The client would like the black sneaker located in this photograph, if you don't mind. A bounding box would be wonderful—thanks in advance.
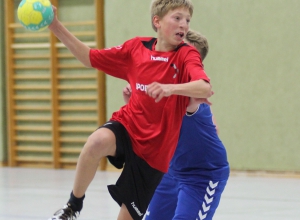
[48,204,80,220]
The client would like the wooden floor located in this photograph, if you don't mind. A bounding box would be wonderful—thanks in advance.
[0,167,300,220]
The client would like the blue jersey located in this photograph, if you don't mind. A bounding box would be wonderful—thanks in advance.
[144,103,229,220]
[169,103,229,181]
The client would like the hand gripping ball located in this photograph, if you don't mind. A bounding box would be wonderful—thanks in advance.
[17,0,54,32]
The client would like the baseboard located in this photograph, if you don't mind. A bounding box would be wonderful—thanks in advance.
[0,161,8,167]
[230,170,300,179]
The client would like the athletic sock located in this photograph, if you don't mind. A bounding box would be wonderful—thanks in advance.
[67,191,85,212]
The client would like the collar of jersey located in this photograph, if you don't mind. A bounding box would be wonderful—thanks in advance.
[152,39,185,52]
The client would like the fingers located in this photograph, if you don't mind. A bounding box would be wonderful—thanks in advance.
[204,99,212,106]
[125,84,132,92]
[52,5,57,15]
[146,88,161,102]
[123,84,132,95]
[208,90,214,98]
[146,82,169,102]
[155,93,164,103]
[126,87,132,94]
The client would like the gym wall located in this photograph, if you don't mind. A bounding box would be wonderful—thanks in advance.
[105,0,300,172]
[1,0,299,172]
[0,0,7,165]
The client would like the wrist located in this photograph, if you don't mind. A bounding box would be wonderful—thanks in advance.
[48,19,60,31]
[168,84,175,96]
[186,104,198,113]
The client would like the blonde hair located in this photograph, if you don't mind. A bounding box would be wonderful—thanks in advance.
[150,0,194,32]
[185,29,209,60]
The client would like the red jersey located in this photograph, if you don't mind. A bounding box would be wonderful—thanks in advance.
[90,37,210,172]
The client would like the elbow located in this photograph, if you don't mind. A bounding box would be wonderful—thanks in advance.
[83,62,92,68]
[81,58,92,68]
[81,48,93,68]
[201,81,213,98]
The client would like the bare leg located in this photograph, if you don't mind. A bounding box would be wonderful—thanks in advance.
[72,128,117,198]
[117,204,133,220]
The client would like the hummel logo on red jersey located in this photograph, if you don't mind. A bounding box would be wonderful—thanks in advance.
[151,55,169,62]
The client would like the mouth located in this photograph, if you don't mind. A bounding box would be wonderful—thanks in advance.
[176,32,184,38]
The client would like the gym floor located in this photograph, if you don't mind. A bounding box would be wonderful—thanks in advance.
[1,167,300,220]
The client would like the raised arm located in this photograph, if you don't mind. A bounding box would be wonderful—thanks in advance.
[48,6,92,67]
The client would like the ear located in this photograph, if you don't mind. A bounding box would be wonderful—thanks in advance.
[152,15,161,29]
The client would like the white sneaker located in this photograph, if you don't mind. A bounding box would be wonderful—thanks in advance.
[48,204,80,220]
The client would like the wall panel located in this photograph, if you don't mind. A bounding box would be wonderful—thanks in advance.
[0,0,7,165]
[2,0,299,172]
[4,0,106,169]
[104,0,300,172]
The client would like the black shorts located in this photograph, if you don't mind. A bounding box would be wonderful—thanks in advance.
[99,120,164,220]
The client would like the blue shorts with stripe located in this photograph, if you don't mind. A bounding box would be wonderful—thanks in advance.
[143,172,228,220]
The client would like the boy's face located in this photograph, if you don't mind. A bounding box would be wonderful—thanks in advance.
[155,7,191,47]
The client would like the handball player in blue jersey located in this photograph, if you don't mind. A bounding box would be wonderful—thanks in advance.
[124,30,229,220]
[146,30,229,220]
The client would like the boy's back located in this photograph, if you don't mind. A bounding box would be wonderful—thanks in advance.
[170,103,229,179]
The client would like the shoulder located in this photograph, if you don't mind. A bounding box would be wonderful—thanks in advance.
[199,103,212,115]
[180,44,200,56]
[175,43,201,62]
[129,36,155,44]
[136,36,155,41]
[176,42,192,51]
[125,37,156,50]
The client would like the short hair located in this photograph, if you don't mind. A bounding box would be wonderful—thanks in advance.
[185,29,209,60]
[150,0,194,32]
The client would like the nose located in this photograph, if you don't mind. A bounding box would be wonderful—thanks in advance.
[179,20,189,29]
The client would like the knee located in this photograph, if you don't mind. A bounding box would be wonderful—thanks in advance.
[83,129,115,158]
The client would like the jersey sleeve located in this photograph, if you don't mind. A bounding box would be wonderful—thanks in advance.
[89,39,135,81]
[184,49,210,83]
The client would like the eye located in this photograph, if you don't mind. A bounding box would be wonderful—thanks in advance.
[186,19,190,23]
